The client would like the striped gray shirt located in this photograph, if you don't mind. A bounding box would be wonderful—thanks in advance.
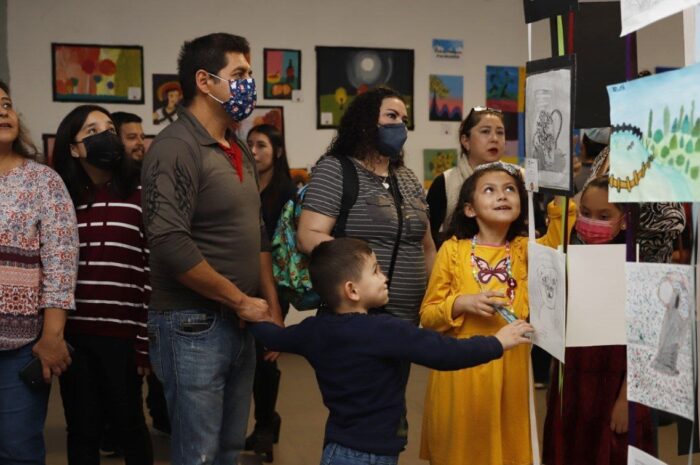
[303,155,428,323]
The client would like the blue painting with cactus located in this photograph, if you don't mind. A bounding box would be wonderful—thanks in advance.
[607,63,700,202]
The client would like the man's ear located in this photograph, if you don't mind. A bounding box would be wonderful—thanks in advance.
[195,69,214,96]
[463,203,477,218]
[343,281,361,303]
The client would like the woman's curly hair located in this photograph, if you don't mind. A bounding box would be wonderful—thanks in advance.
[322,87,406,166]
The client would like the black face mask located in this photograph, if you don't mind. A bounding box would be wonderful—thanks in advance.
[81,131,123,170]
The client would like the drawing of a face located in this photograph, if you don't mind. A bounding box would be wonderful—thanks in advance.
[538,265,557,311]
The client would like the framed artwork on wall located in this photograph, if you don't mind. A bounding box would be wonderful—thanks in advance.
[263,49,301,100]
[315,46,414,129]
[51,43,144,104]
[152,74,182,125]
[233,106,284,142]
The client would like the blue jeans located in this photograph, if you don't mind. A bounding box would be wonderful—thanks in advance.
[148,308,255,465]
[320,443,398,465]
[0,342,50,465]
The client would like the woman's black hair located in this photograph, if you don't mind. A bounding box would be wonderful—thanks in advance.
[0,80,38,160]
[322,87,406,167]
[459,108,505,157]
[53,105,139,206]
[581,133,607,161]
[247,124,292,210]
[445,164,528,242]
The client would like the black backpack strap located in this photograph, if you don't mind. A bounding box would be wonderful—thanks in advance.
[333,155,359,238]
[385,172,403,287]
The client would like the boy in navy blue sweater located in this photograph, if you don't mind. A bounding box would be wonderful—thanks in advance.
[250,238,533,465]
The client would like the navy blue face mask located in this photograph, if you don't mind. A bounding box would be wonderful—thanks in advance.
[376,123,408,162]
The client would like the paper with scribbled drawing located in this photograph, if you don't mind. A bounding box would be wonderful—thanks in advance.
[528,243,566,362]
[621,0,700,36]
[607,61,700,202]
[626,262,695,420]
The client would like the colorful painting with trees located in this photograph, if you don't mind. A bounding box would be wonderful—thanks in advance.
[608,63,700,202]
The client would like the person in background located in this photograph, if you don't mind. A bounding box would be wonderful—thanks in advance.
[112,112,146,164]
[53,104,152,465]
[0,80,78,465]
[542,176,653,465]
[426,107,505,248]
[573,127,609,193]
[244,123,296,462]
[111,112,172,441]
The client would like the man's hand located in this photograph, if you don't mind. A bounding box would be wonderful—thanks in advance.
[32,334,71,383]
[234,296,271,322]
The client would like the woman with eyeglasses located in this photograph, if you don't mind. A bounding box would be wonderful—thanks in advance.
[426,107,505,247]
[53,105,153,465]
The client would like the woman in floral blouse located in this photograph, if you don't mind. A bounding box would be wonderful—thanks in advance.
[0,81,78,464]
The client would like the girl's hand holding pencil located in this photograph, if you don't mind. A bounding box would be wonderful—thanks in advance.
[453,291,507,317]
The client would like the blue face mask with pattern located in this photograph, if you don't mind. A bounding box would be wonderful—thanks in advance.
[208,73,257,122]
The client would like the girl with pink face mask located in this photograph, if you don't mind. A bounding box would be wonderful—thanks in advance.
[542,175,653,465]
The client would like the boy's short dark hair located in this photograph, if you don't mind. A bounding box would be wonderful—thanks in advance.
[309,238,373,311]
[111,112,142,133]
[177,33,250,106]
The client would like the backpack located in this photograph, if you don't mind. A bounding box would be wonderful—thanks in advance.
[271,155,359,310]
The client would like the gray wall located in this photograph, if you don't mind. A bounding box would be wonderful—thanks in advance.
[0,0,8,84]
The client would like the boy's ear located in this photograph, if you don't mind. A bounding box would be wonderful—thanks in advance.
[463,202,477,218]
[343,281,361,303]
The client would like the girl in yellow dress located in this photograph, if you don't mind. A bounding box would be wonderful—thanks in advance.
[419,161,575,465]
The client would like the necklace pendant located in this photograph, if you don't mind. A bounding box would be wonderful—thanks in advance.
[382,181,390,189]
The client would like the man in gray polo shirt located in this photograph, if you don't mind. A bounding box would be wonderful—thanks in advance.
[141,33,283,465]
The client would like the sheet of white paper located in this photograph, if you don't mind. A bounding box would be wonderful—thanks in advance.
[528,243,566,362]
[621,0,700,36]
[566,244,627,347]
[627,445,669,465]
[626,262,696,420]
[525,69,571,193]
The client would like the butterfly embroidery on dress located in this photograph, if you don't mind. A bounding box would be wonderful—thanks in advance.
[473,256,509,284]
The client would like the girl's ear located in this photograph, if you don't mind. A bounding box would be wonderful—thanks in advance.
[276,148,283,159]
[463,202,477,218]
[70,143,80,158]
[620,213,627,230]
[460,134,470,153]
